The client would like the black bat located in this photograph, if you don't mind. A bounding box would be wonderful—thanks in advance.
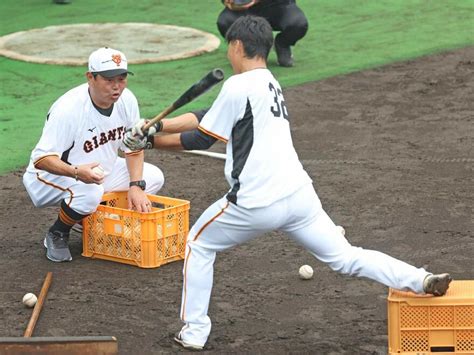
[142,68,224,131]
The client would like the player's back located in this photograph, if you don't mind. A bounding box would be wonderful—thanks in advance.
[223,69,311,208]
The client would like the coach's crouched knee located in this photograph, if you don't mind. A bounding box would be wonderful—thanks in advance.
[74,183,105,215]
[143,164,164,194]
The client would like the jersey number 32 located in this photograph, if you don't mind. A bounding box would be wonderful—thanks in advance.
[269,82,289,120]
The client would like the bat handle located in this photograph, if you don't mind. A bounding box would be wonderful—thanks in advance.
[142,105,175,132]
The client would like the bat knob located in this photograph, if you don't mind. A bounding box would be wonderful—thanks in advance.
[212,68,225,81]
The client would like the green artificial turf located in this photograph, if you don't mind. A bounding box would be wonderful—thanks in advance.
[0,0,473,175]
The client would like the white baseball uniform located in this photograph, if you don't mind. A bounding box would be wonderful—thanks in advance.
[23,83,164,215]
[178,68,429,347]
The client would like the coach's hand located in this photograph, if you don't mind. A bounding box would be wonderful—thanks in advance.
[74,163,105,184]
[128,186,152,213]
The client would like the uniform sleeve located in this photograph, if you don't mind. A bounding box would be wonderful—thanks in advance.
[31,104,75,165]
[120,89,142,154]
[198,76,248,142]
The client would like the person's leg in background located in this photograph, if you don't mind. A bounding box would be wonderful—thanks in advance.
[216,7,246,38]
[258,1,308,67]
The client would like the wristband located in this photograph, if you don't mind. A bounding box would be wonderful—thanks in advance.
[74,166,79,181]
[153,121,163,133]
[145,135,155,149]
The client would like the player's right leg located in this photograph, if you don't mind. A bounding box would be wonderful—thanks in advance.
[176,196,283,349]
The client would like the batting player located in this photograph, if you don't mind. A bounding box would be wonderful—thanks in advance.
[23,47,164,263]
[125,16,452,350]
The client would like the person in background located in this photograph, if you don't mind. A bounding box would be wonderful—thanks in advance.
[217,0,308,67]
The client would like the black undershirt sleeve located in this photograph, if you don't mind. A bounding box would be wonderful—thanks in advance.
[191,108,209,122]
[181,129,217,150]
[180,108,215,150]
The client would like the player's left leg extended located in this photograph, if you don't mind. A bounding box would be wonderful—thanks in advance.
[282,184,429,294]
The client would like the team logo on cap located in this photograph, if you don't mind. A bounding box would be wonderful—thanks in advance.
[111,54,122,67]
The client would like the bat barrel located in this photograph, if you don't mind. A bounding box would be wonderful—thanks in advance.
[141,68,225,132]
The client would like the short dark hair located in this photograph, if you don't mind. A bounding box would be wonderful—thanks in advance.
[225,15,274,60]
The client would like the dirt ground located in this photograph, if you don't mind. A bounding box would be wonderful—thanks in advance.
[1,47,472,354]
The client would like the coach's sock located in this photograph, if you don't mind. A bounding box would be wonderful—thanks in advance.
[49,200,88,234]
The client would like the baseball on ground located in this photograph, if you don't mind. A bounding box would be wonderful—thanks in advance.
[22,293,37,308]
[336,225,345,236]
[299,265,313,280]
[92,165,105,178]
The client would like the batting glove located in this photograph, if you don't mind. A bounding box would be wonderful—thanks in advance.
[124,130,147,151]
[131,119,163,137]
[131,119,147,137]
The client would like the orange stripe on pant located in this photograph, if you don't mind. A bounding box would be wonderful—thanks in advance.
[36,173,74,207]
[181,202,229,321]
[59,208,76,226]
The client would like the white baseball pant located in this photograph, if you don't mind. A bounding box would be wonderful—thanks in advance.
[23,157,164,214]
[178,183,429,346]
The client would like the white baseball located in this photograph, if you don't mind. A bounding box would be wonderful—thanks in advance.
[22,293,37,308]
[299,265,313,280]
[336,225,345,236]
[92,165,105,178]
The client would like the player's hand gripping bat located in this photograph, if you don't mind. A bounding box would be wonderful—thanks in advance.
[142,68,224,133]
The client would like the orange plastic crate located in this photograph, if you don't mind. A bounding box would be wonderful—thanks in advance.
[387,280,474,354]
[82,192,190,268]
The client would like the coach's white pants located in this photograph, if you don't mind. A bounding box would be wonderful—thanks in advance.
[23,157,164,214]
[178,183,429,347]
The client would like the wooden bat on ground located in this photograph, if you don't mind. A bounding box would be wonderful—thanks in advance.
[142,68,224,132]
[24,272,53,337]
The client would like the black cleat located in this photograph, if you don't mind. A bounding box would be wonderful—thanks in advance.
[423,273,452,296]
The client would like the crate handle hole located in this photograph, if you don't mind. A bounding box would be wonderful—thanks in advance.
[431,346,455,352]
[152,202,165,209]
